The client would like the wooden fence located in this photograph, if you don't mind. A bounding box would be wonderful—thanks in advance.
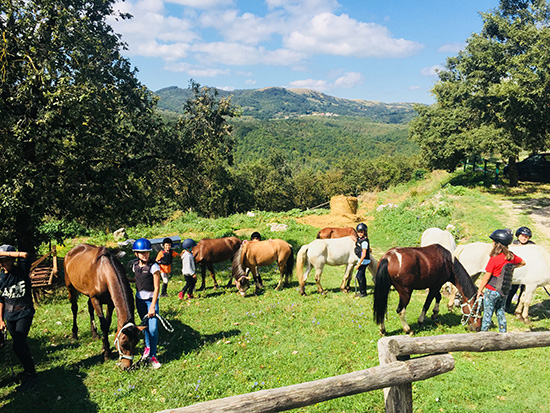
[157,331,550,413]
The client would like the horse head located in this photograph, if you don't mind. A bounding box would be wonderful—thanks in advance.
[460,296,482,331]
[114,322,145,369]
[235,274,252,296]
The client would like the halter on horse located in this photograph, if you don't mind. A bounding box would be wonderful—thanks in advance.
[373,244,480,335]
[64,244,143,369]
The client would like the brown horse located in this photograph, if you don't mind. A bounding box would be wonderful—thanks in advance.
[193,237,242,291]
[232,239,294,296]
[373,244,480,335]
[64,244,143,368]
[317,227,357,239]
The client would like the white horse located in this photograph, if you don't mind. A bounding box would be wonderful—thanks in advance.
[296,237,378,295]
[421,227,457,298]
[453,242,550,322]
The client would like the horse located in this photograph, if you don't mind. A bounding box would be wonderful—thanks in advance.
[317,227,357,239]
[373,244,480,335]
[421,227,457,298]
[453,242,550,322]
[193,237,242,291]
[296,236,378,295]
[232,239,294,296]
[64,244,143,369]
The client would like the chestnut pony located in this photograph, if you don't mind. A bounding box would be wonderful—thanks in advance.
[317,227,357,239]
[64,244,142,369]
[232,239,294,296]
[373,244,480,335]
[193,237,242,291]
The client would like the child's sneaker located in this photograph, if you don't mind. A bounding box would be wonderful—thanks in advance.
[142,347,150,360]
[187,293,194,299]
[178,291,184,300]
[150,356,161,369]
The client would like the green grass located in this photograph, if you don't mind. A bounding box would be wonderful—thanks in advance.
[2,170,550,412]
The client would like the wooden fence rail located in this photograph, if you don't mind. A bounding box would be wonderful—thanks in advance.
[157,354,454,413]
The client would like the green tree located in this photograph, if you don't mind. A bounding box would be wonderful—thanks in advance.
[0,0,166,253]
[411,0,550,184]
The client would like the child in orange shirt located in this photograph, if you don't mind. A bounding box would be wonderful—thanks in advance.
[155,238,179,297]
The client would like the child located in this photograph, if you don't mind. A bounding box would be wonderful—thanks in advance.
[178,238,197,300]
[131,238,162,369]
[0,244,38,392]
[155,237,179,297]
[507,226,535,311]
[354,223,371,298]
[476,229,525,332]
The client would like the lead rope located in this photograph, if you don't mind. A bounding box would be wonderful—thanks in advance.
[460,295,483,326]
[141,314,174,333]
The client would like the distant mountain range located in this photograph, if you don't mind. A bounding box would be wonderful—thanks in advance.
[155,86,418,124]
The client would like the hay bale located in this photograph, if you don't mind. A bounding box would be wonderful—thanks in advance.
[330,195,358,216]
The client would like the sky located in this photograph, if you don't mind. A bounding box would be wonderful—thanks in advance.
[108,0,500,104]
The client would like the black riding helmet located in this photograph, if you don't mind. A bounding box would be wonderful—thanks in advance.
[356,223,368,232]
[515,226,532,238]
[250,232,261,241]
[489,229,513,246]
[0,244,16,261]
[162,237,173,245]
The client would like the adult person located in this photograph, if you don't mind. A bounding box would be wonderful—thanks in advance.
[476,230,525,332]
[0,245,38,391]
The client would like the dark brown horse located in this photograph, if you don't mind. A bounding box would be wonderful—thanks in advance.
[373,244,480,335]
[193,237,242,290]
[232,239,294,296]
[316,227,357,239]
[64,244,143,368]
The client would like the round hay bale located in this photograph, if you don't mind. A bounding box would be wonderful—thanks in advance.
[330,195,358,215]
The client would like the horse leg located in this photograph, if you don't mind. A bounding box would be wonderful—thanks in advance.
[299,262,312,296]
[251,267,263,294]
[68,285,79,340]
[516,284,536,323]
[87,298,100,340]
[396,292,413,335]
[340,263,355,293]
[89,297,110,360]
[314,263,325,294]
[198,264,207,291]
[275,261,286,291]
[208,263,219,289]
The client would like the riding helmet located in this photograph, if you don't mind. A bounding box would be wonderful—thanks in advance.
[162,237,173,245]
[356,223,368,232]
[181,238,197,250]
[515,226,532,238]
[250,232,261,241]
[489,229,513,246]
[132,238,152,252]
[0,244,16,261]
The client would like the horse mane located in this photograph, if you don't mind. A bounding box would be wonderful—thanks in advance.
[452,256,477,300]
[100,249,135,325]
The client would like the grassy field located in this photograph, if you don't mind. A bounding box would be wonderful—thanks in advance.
[2,171,550,412]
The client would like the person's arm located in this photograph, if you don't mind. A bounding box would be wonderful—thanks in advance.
[0,301,5,332]
[477,271,492,299]
[149,270,161,318]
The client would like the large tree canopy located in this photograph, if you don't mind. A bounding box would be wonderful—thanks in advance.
[0,0,168,252]
[410,0,550,184]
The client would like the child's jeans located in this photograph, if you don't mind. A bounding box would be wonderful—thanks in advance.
[136,296,159,357]
[481,289,507,332]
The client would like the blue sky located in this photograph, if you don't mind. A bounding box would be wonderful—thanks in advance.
[109,0,499,104]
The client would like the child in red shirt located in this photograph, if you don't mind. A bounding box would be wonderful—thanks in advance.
[477,229,525,332]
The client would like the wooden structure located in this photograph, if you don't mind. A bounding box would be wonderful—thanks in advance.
[157,331,550,413]
[29,246,59,300]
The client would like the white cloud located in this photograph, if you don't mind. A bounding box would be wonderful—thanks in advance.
[408,85,422,90]
[191,42,305,65]
[219,86,235,91]
[438,42,465,53]
[284,13,424,58]
[165,62,230,77]
[245,79,257,85]
[135,41,190,60]
[334,72,363,88]
[288,78,329,92]
[167,0,234,9]
[421,65,443,76]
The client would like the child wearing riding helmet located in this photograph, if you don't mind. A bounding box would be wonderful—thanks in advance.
[131,238,162,369]
[0,245,38,392]
[476,229,525,332]
[178,238,197,300]
[506,226,535,312]
[354,223,371,298]
[155,237,179,297]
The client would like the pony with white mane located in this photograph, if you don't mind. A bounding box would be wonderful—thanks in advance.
[420,227,456,252]
[296,236,377,295]
[453,242,550,322]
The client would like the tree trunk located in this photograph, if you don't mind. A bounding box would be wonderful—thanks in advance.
[507,156,518,187]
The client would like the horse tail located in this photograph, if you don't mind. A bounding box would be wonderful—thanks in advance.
[232,244,245,281]
[296,245,309,284]
[285,245,295,277]
[373,257,392,325]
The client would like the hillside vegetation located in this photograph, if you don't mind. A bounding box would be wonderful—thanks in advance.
[155,86,417,123]
[3,171,550,412]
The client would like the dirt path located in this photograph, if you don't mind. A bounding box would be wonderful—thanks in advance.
[499,194,550,248]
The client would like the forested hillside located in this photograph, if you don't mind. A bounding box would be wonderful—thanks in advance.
[156,86,416,123]
[231,116,415,168]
